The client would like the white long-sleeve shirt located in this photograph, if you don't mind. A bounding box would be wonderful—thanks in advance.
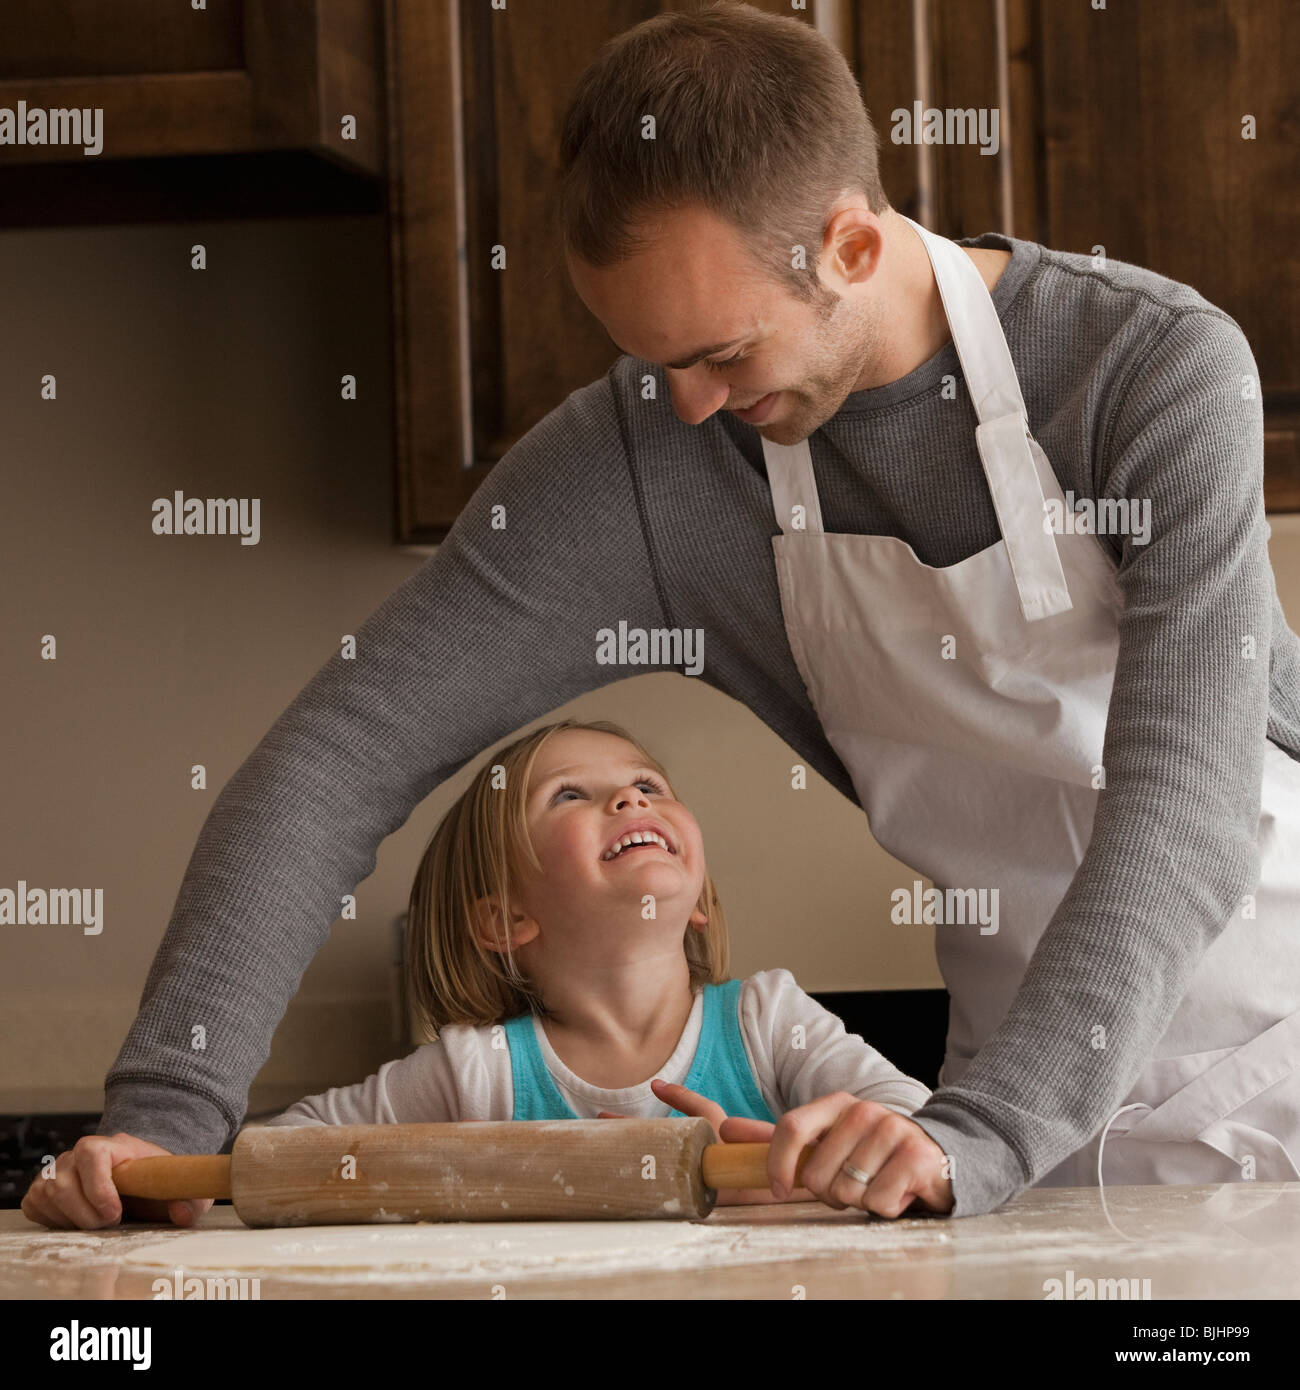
[264,969,932,1126]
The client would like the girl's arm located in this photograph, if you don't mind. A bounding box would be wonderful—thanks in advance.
[262,1032,479,1126]
[742,968,933,1119]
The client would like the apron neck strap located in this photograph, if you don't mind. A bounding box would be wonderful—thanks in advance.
[763,438,824,536]
[902,216,1072,619]
[759,216,1074,622]
[900,214,1026,424]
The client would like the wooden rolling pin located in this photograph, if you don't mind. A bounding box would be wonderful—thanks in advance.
[111,1119,815,1226]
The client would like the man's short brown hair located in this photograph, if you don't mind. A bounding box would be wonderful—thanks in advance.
[557,0,890,310]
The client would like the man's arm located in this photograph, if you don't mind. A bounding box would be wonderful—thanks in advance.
[909,308,1273,1214]
[98,370,665,1153]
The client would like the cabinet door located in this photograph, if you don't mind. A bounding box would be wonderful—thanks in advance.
[0,0,384,173]
[1028,0,1298,509]
[846,0,1298,510]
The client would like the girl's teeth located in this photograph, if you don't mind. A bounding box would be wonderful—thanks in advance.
[605,831,671,859]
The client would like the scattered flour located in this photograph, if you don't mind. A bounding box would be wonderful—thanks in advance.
[6,1191,1252,1287]
[119,1221,744,1280]
[113,1216,962,1281]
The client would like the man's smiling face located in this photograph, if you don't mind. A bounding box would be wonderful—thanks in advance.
[566,203,885,446]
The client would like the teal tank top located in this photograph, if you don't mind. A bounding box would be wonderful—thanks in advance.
[503,977,777,1123]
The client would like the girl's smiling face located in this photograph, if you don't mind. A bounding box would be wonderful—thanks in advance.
[498,728,707,962]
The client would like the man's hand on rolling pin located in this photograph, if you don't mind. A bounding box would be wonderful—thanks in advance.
[20,1133,214,1230]
[753,1091,954,1218]
[597,1078,816,1205]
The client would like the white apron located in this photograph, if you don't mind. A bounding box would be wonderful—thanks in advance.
[762,215,1300,1188]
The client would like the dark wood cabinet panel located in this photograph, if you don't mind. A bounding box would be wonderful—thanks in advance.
[0,0,247,80]
[1033,0,1299,508]
[460,0,629,464]
[846,0,1297,509]
[0,0,384,173]
[386,0,477,536]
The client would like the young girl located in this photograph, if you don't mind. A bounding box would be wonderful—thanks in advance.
[266,718,933,1205]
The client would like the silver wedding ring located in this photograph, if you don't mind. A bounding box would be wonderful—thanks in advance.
[841,1160,873,1185]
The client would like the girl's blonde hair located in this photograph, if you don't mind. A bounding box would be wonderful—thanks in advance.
[405,718,730,1039]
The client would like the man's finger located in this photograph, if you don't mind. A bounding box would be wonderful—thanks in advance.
[169,1199,212,1226]
[766,1091,863,1197]
[76,1139,123,1223]
[862,1134,953,1218]
[48,1149,114,1230]
[121,1196,181,1224]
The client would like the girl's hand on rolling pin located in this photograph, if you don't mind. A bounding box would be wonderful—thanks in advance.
[19,1132,214,1231]
[757,1092,954,1219]
[597,1078,816,1205]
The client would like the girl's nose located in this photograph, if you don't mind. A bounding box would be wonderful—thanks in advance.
[611,787,650,810]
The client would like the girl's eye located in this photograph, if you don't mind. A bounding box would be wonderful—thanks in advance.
[703,352,746,373]
[550,774,667,803]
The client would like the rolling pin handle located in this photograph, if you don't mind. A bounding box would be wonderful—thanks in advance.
[111,1155,232,1201]
[700,1141,814,1192]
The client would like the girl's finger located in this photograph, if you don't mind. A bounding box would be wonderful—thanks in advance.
[717,1116,776,1143]
[650,1078,726,1124]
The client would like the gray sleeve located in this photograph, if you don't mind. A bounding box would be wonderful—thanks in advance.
[909,309,1272,1214]
[97,370,666,1153]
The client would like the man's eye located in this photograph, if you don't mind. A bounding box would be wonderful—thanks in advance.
[704,352,746,373]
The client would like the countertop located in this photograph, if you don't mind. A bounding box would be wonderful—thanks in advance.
[3,1182,1299,1299]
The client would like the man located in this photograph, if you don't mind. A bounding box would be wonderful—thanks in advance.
[29,2,1300,1226]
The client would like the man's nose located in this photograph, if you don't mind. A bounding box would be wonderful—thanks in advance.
[666,369,730,426]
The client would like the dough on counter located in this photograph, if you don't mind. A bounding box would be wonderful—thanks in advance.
[121,1221,735,1279]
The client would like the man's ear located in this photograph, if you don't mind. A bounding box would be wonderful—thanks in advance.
[473,895,540,953]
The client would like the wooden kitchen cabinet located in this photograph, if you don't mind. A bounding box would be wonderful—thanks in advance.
[2,1,1294,532]
[0,0,385,171]
[0,0,387,225]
